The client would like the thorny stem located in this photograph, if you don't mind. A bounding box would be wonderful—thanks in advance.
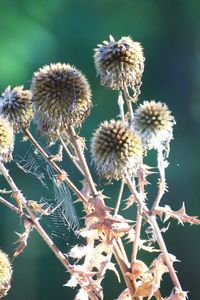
[112,242,137,300]
[149,216,182,290]
[23,128,88,204]
[131,212,142,264]
[0,162,98,300]
[60,136,84,175]
[68,126,97,196]
[125,174,183,292]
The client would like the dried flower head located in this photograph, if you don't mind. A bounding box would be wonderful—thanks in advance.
[91,120,143,180]
[0,117,14,162]
[0,250,12,299]
[31,63,92,141]
[0,86,33,132]
[94,35,145,95]
[134,100,175,151]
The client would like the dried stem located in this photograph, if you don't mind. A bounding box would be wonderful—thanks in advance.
[0,161,98,300]
[125,174,183,292]
[131,212,142,264]
[23,128,88,204]
[0,196,21,215]
[152,145,167,210]
[123,83,134,123]
[131,175,145,264]
[60,136,84,175]
[68,126,97,196]
[114,180,125,215]
[118,91,125,122]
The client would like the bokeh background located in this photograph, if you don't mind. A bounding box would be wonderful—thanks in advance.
[0,0,200,299]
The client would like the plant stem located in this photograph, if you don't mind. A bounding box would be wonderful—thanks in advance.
[23,128,88,204]
[125,174,183,291]
[152,146,166,210]
[68,126,97,196]
[118,91,125,122]
[114,180,124,215]
[0,196,21,215]
[60,136,84,175]
[123,83,134,123]
[131,211,142,264]
[149,216,182,290]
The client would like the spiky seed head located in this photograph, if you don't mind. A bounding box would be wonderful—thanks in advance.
[31,63,92,142]
[0,86,33,132]
[91,120,143,180]
[0,117,14,162]
[134,100,175,151]
[94,35,145,95]
[0,250,12,299]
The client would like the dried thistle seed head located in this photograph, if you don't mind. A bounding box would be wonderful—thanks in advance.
[0,86,33,132]
[31,63,92,141]
[0,250,12,299]
[0,117,14,162]
[134,100,175,151]
[94,35,145,95]
[91,120,143,180]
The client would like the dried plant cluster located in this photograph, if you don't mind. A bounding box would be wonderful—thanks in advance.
[0,35,198,300]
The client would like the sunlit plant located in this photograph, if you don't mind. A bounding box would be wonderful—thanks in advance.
[0,35,199,300]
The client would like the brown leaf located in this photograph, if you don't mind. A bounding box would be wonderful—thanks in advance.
[28,200,50,216]
[154,203,200,225]
[13,219,33,259]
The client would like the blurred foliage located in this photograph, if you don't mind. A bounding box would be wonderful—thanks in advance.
[0,0,200,299]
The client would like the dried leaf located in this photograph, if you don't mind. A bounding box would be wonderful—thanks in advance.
[155,203,200,225]
[13,219,33,259]
[28,200,50,216]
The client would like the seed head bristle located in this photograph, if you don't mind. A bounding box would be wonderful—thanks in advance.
[91,120,143,180]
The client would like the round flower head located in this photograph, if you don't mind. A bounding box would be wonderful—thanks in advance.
[91,120,143,180]
[0,117,14,162]
[0,86,33,132]
[134,101,175,151]
[31,63,92,141]
[0,250,12,299]
[94,35,145,95]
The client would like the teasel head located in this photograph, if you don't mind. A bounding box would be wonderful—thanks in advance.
[0,86,33,132]
[0,117,14,162]
[91,120,143,180]
[134,100,175,152]
[31,63,92,142]
[0,250,12,299]
[94,35,145,96]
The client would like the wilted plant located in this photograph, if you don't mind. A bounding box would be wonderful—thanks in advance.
[0,35,199,300]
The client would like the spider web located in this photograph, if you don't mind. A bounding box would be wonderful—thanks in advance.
[14,145,80,240]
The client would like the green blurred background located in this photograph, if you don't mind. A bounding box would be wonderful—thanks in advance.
[0,0,200,299]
